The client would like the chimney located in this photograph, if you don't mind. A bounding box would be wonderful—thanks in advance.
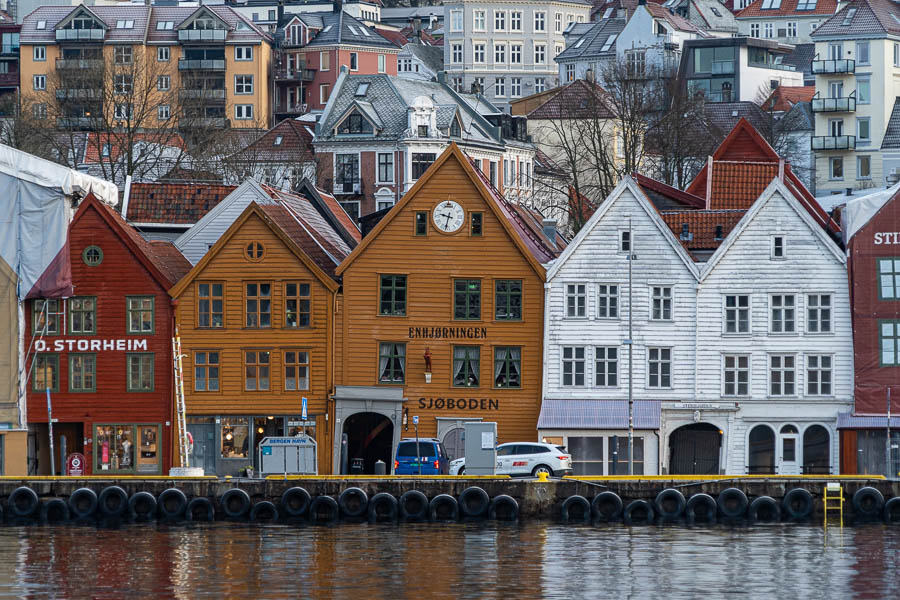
[705,156,713,209]
[332,0,342,14]
[542,219,558,248]
[586,68,595,82]
[778,158,785,181]
[680,223,692,241]
[278,0,284,25]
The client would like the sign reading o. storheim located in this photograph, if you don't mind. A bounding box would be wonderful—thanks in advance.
[35,339,149,352]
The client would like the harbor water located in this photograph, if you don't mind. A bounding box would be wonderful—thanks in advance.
[0,522,898,598]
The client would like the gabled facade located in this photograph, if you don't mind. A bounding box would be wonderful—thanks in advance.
[735,0,838,45]
[225,117,317,191]
[555,17,625,84]
[614,2,709,78]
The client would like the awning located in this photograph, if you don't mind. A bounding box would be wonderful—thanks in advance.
[537,399,660,430]
[837,413,900,429]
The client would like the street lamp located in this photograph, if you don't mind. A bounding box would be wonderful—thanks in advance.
[624,218,636,475]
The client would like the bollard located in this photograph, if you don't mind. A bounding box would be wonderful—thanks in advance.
[536,471,549,482]
[374,460,386,476]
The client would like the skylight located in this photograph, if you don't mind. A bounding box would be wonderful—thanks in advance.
[842,7,857,25]
[760,0,781,9]
[711,7,722,17]
[574,38,585,48]
[274,136,283,146]
[116,20,134,29]
[600,33,618,52]
[602,7,614,18]
[796,0,817,9]
[348,25,359,35]
[156,21,174,30]
[355,82,370,96]
[360,26,370,37]
[36,20,46,30]
[323,25,333,33]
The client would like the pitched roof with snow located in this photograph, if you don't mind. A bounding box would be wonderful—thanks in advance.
[301,11,396,48]
[231,118,315,163]
[645,2,710,34]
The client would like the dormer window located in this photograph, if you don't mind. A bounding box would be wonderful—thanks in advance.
[418,125,428,137]
[64,16,102,30]
[36,20,46,30]
[338,111,373,135]
[450,119,461,137]
[273,136,283,146]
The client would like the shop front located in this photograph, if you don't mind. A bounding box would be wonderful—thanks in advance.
[93,423,162,474]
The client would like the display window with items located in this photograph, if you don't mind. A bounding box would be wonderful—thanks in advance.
[93,424,161,474]
[221,417,250,459]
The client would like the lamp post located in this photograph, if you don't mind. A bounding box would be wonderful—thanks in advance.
[626,219,635,476]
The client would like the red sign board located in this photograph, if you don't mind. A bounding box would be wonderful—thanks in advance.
[66,453,86,476]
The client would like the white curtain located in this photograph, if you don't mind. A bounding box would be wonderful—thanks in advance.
[379,343,390,380]
[454,346,467,381]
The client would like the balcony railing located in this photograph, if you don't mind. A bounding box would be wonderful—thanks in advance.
[178,59,226,71]
[179,89,226,100]
[0,72,17,86]
[56,29,105,42]
[56,116,97,128]
[812,135,856,150]
[56,89,100,100]
[275,102,308,115]
[178,29,227,43]
[274,67,316,82]
[0,44,19,55]
[179,117,228,129]
[812,59,855,74]
[811,96,856,113]
[56,58,104,70]
[711,60,734,74]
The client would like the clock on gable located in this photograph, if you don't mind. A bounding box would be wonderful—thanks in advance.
[432,200,465,233]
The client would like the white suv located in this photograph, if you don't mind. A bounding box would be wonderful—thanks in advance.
[450,442,572,477]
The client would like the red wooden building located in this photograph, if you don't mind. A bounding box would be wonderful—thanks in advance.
[26,195,190,475]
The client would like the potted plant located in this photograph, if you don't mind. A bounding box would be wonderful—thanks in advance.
[244,465,254,478]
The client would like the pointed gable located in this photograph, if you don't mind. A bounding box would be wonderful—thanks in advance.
[56,5,108,31]
[177,5,229,31]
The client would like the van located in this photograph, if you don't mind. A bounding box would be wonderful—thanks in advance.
[393,438,449,475]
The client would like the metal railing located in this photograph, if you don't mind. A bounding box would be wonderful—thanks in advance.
[811,135,856,150]
[56,116,96,127]
[811,95,856,113]
[56,58,104,70]
[178,59,226,71]
[274,67,316,82]
[711,60,734,74]
[178,29,226,42]
[812,59,855,74]
[55,29,104,41]
[56,89,100,100]
[179,117,228,128]
[179,89,226,100]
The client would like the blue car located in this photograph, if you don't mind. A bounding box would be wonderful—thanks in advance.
[393,438,450,475]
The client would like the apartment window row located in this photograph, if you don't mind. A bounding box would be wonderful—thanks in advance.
[722,293,832,335]
[33,296,155,335]
[196,281,311,329]
[379,342,521,388]
[723,353,835,397]
[564,283,669,321]
[561,346,670,388]
[471,41,552,66]
[468,8,582,33]
[378,276,522,321]
[193,349,310,392]
[33,352,153,393]
[748,21,797,38]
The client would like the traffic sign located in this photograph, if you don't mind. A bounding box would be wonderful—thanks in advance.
[413,415,419,425]
[301,396,308,419]
[66,453,85,476]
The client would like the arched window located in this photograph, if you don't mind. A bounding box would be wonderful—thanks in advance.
[748,425,775,474]
[803,425,830,475]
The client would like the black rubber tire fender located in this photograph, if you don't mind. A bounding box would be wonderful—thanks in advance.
[186,497,215,522]
[717,488,749,519]
[308,495,339,524]
[368,493,399,523]
[748,496,781,522]
[561,495,591,523]
[592,491,623,522]
[489,495,519,521]
[128,491,157,521]
[220,488,251,519]
[458,486,490,518]
[399,490,429,521]
[280,487,311,518]
[158,488,188,519]
[98,486,129,517]
[8,486,39,518]
[40,498,70,523]
[68,487,98,519]
[782,488,814,521]
[852,486,885,519]
[654,488,687,520]
[685,493,717,523]
[883,497,900,524]
[338,487,368,519]
[250,501,279,522]
[623,499,655,525]
[428,494,459,522]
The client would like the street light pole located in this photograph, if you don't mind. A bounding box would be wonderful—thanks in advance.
[627,219,634,476]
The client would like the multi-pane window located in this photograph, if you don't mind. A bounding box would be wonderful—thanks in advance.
[881,321,900,366]
[158,75,170,91]
[595,347,618,387]
[598,284,618,318]
[245,282,272,328]
[495,280,522,320]
[126,297,154,333]
[415,212,428,236]
[555,12,562,33]
[114,45,132,64]
[235,46,253,60]
[510,10,522,31]
[114,74,132,94]
[510,77,521,97]
[534,11,546,31]
[494,347,521,388]
[244,350,270,391]
[474,9,486,31]
[494,43,506,64]
[723,355,749,396]
[474,43,485,63]
[450,10,463,32]
[772,235,785,258]
[724,294,750,333]
[471,212,483,236]
[807,294,831,333]
[127,353,154,392]
[452,43,463,64]
[235,75,253,94]
[770,294,796,333]
[562,346,585,386]
[510,44,522,64]
[33,354,59,392]
[806,355,832,396]
[194,351,219,391]
[235,105,253,120]
[454,279,481,320]
[453,346,480,387]
[69,298,95,334]
[769,355,796,396]
[878,258,900,300]
[648,348,671,388]
[33,299,63,335]
[620,231,631,252]
[284,350,309,391]
[377,153,393,182]
[157,46,169,62]
[534,44,546,64]
[495,77,505,97]
[198,283,224,327]
[158,105,170,121]
[494,10,506,31]
[69,354,96,392]
[285,282,311,328]
[412,153,435,179]
[651,286,672,321]
[566,283,586,317]
[379,342,405,383]
[380,275,407,316]
[33,75,45,91]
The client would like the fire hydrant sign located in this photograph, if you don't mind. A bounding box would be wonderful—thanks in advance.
[66,453,86,476]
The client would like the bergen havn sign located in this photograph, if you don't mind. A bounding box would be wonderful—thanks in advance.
[35,338,149,352]
[409,326,488,339]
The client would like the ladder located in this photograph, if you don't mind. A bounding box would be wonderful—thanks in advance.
[172,328,189,468]
[824,482,843,529]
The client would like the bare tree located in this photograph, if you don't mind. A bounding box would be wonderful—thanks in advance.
[754,84,815,188]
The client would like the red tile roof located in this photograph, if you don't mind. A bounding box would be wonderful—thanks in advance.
[763,85,815,112]
[260,184,353,261]
[82,132,185,165]
[709,161,780,209]
[376,27,410,47]
[315,187,362,245]
[231,118,315,163]
[660,209,746,251]
[736,0,838,18]
[126,183,237,224]
[146,240,192,285]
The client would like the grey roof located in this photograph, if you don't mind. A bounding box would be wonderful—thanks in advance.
[783,43,815,78]
[688,0,739,33]
[782,101,814,132]
[704,102,767,133]
[301,11,395,48]
[537,399,661,430]
[404,43,443,74]
[812,0,900,39]
[556,18,625,62]
[837,413,900,429]
[882,97,900,149]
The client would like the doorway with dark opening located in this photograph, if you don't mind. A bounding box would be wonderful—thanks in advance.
[342,412,394,474]
[669,423,721,475]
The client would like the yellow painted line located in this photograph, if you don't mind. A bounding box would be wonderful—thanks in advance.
[265,475,511,480]
[0,476,218,480]
[564,474,886,481]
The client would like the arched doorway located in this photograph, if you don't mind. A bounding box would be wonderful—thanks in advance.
[803,425,830,475]
[669,423,721,474]
[442,427,465,461]
[342,412,394,474]
[748,425,775,474]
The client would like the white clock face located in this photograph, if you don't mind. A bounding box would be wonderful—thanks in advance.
[432,200,465,233]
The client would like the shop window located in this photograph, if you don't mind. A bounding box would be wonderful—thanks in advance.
[244,351,270,391]
[566,284,586,318]
[198,282,224,328]
[127,353,154,392]
[33,299,63,335]
[770,294,795,333]
[221,417,250,458]
[194,351,219,391]
[595,347,618,387]
[495,280,522,320]
[245,282,272,328]
[415,212,428,236]
[68,297,95,334]
[471,212,483,236]
[69,353,96,392]
[569,436,605,475]
[597,285,618,319]
[127,296,154,333]
[651,286,672,321]
[494,347,521,388]
[378,342,405,383]
[284,350,309,391]
[32,354,59,392]
[608,436,643,475]
[877,258,900,300]
[648,347,671,388]
[453,346,480,387]
[806,294,831,333]
[380,275,407,316]
[95,425,134,472]
[454,279,481,320]
[285,282,311,327]
[245,241,265,261]
[724,294,750,333]
[137,425,160,473]
[562,346,585,386]
[82,245,103,266]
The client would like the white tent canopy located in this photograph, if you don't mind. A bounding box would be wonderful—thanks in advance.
[0,144,118,207]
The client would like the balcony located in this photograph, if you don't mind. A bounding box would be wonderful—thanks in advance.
[56,116,96,128]
[0,44,19,55]
[811,96,856,113]
[55,29,105,42]
[179,88,226,101]
[333,179,361,195]
[178,59,226,71]
[275,102,308,115]
[56,89,100,100]
[178,29,227,43]
[812,59,855,74]
[274,67,316,82]
[811,135,856,151]
[711,60,734,75]
[179,117,228,129]
[0,72,17,87]
[56,58,104,70]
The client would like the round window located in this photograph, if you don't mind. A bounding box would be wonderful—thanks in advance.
[83,245,103,266]
[245,241,265,261]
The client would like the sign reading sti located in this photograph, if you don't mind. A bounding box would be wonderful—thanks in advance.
[874,232,900,245]
[35,339,149,352]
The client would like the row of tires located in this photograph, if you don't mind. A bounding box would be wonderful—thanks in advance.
[560,486,900,524]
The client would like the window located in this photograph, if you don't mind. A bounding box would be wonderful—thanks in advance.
[33,299,63,335]
[235,46,252,61]
[878,258,900,300]
[415,212,428,236]
[380,275,407,316]
[807,355,832,396]
[198,282,224,328]
[378,54,385,74]
[412,153,435,179]
[595,347,618,387]
[235,75,253,94]
[235,104,253,120]
[320,51,330,71]
[80,245,102,266]
[723,355,750,396]
[474,43,486,64]
[769,354,796,396]
[349,52,358,71]
[786,21,797,37]
[68,298,95,334]
[562,347,586,386]
[245,282,272,328]
[69,354,96,392]
[510,77,521,97]
[724,294,750,333]
[244,350,270,391]
[566,284,586,318]
[772,235,785,258]
[221,417,249,459]
[830,157,844,180]
[471,212,483,236]
[33,104,47,120]
[609,437,644,475]
[285,282,311,328]
[494,10,506,31]
[534,44,546,65]
[488,347,521,388]
[651,286,673,321]
[489,162,497,186]
[158,105,170,121]
[495,77,505,97]
[33,354,59,392]
[114,46,133,65]
[535,78,546,93]
[194,351,219,391]
[157,75,170,91]
[555,12,562,33]
[33,75,46,91]
[597,284,618,319]
[454,279,481,320]
[494,43,506,64]
[565,64,575,83]
[807,294,831,333]
[750,23,760,37]
[451,43,463,64]
[770,294,795,333]
[116,20,134,29]
[857,117,871,143]
[648,348,672,388]
[474,9,486,31]
[157,21,174,30]
[114,104,133,121]
[510,10,522,31]
[857,78,871,104]
[856,41,870,65]
[495,280,522,320]
[881,321,900,365]
[284,351,309,391]
[510,44,522,64]
[620,231,632,252]
[33,46,45,61]
[626,50,646,77]
[157,46,169,62]
[379,342,405,383]
[376,153,394,183]
[115,74,132,95]
[126,296,154,334]
[453,346,480,387]
[764,22,773,38]
[450,9,463,32]
[896,43,900,67]
[127,353,154,392]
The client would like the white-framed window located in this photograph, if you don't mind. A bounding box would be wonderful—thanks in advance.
[806,355,832,396]
[648,348,672,389]
[535,77,545,93]
[495,77,505,97]
[158,104,170,120]
[763,22,773,38]
[377,152,394,183]
[562,346,586,386]
[723,355,750,396]
[829,156,844,180]
[451,76,464,92]
[235,46,253,61]
[770,294,796,333]
[620,230,632,252]
[510,77,521,97]
[806,294,831,333]
[786,21,797,37]
[565,64,575,82]
[235,104,253,120]
[880,321,900,365]
[474,43,485,64]
[857,117,871,144]
[595,347,618,387]
[474,9,486,32]
[157,46,170,62]
[114,46,133,65]
[857,155,872,180]
[157,75,170,91]
[534,43,546,65]
[378,54,385,73]
[349,52,358,71]
[494,10,507,32]
[566,283,586,318]
[769,354,796,396]
[555,12,562,33]
[510,10,522,31]
[772,235,785,259]
[114,74,133,94]
[320,51,330,71]
[452,43,463,64]
[33,75,46,91]
[494,43,506,64]
[597,284,618,319]
[750,23,760,37]
[320,83,330,104]
[651,286,672,321]
[450,9,464,32]
[856,41,870,65]
[33,103,47,120]
[895,43,900,67]
[534,11,546,32]
[33,46,46,61]
[510,44,522,64]
[114,103,132,120]
[857,77,871,105]
[235,75,253,94]
[555,44,563,58]
[724,294,750,334]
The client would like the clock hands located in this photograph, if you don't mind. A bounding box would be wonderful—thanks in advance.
[444,212,452,228]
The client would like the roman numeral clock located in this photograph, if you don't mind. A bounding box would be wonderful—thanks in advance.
[432,200,465,233]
